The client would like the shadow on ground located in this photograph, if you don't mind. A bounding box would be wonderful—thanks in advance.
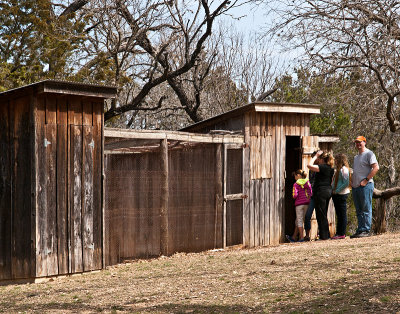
[270,276,400,313]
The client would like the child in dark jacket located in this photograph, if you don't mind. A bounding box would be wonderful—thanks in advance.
[286,169,313,242]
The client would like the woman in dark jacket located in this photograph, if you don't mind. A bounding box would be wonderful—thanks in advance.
[307,150,335,240]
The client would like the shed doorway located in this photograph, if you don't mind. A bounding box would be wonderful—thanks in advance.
[284,136,302,237]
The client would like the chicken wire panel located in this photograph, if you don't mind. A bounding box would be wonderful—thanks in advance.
[226,148,243,195]
[168,144,223,253]
[226,199,243,246]
[104,152,162,265]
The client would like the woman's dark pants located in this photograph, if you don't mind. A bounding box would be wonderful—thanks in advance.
[314,186,332,240]
[332,193,348,236]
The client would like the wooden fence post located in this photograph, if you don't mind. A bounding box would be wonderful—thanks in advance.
[160,139,169,256]
[215,144,223,249]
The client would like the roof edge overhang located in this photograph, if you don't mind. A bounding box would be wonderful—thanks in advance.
[0,79,117,100]
[181,101,321,132]
[253,102,320,114]
[313,134,340,143]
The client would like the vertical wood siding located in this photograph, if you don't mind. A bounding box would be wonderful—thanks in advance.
[56,97,69,275]
[35,94,103,277]
[11,97,32,278]
[0,100,12,280]
[0,92,104,280]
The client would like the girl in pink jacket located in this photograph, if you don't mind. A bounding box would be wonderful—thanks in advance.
[286,169,313,242]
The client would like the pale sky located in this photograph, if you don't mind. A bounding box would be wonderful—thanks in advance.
[224,2,268,34]
[223,2,301,67]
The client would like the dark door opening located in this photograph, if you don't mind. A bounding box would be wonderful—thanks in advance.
[284,136,301,237]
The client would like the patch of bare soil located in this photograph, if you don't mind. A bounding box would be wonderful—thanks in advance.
[1,233,400,313]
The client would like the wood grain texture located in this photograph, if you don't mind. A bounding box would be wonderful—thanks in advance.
[11,96,32,279]
[82,126,94,271]
[70,125,83,273]
[0,100,11,279]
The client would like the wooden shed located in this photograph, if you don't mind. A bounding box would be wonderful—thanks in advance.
[182,102,338,247]
[0,80,117,281]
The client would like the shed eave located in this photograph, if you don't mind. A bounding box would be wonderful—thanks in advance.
[315,135,340,143]
[254,104,320,114]
[39,80,117,99]
[0,79,117,99]
[181,101,321,132]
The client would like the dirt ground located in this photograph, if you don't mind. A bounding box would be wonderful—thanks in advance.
[1,233,400,313]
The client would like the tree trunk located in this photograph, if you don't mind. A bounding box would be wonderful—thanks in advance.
[373,198,387,234]
[372,187,400,234]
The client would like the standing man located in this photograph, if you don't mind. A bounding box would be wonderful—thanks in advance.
[350,136,379,238]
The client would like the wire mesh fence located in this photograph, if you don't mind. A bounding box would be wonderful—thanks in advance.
[104,142,243,265]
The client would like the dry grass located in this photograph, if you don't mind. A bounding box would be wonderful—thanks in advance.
[1,233,400,313]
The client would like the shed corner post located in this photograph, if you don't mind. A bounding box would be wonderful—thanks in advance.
[222,144,227,249]
[215,143,223,249]
[30,92,38,278]
[101,116,106,269]
[160,138,169,256]
[242,112,251,248]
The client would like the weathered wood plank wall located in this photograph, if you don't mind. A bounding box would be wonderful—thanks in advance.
[9,96,32,279]
[243,112,312,247]
[0,96,36,279]
[0,90,104,280]
[0,100,11,280]
[34,94,104,277]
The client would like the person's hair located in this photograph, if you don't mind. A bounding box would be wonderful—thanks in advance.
[333,153,351,190]
[293,169,307,179]
[319,151,334,168]
[334,153,349,169]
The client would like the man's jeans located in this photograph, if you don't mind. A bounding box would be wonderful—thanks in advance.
[352,182,374,233]
[304,198,314,231]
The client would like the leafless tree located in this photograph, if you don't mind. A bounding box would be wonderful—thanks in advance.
[121,21,281,130]
[66,0,249,124]
[265,0,400,132]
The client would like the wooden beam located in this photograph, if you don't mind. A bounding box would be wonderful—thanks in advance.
[104,138,159,150]
[316,136,340,143]
[104,128,244,144]
[224,193,247,201]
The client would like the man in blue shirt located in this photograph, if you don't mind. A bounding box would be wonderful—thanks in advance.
[350,136,379,238]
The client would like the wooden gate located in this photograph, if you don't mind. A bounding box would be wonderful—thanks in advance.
[223,144,244,247]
